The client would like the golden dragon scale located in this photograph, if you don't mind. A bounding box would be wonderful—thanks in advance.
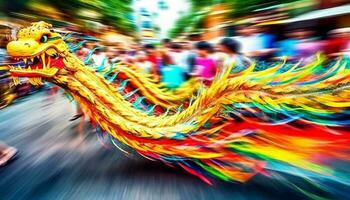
[97,62,201,110]
[3,22,350,192]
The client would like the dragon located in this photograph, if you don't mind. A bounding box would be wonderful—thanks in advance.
[3,22,350,196]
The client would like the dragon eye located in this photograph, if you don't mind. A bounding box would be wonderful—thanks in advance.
[40,34,49,43]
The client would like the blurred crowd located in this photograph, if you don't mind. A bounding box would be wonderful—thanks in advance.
[73,24,350,88]
[0,22,350,91]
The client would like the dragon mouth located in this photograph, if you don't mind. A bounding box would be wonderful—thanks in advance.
[8,48,65,85]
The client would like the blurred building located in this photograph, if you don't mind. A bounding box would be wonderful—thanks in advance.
[135,7,158,44]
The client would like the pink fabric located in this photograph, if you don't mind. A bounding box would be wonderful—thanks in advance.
[195,57,217,80]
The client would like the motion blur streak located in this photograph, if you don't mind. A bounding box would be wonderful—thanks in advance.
[0,91,318,200]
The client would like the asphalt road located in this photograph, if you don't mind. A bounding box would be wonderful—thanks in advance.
[0,90,346,200]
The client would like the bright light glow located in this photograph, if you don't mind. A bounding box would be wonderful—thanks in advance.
[133,0,190,38]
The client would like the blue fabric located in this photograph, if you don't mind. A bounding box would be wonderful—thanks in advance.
[161,65,185,89]
[276,39,299,57]
[260,34,276,49]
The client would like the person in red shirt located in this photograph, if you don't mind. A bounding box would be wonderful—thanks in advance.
[144,44,160,80]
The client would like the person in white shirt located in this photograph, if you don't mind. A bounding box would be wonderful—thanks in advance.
[169,43,183,66]
[233,25,264,57]
[217,38,252,76]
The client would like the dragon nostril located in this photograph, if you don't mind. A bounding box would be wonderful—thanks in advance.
[24,43,31,47]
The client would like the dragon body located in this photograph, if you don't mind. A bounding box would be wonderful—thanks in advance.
[3,22,350,192]
[98,62,201,110]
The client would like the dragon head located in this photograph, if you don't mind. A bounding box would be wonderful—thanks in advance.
[6,21,75,85]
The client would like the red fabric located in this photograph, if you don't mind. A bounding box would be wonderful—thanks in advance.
[324,38,348,55]
[147,55,157,66]
[147,55,159,79]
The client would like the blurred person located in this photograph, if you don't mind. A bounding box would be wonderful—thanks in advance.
[218,38,252,74]
[192,41,217,84]
[275,31,300,60]
[159,38,174,64]
[211,50,227,74]
[111,49,129,63]
[128,44,141,57]
[135,51,152,73]
[105,47,118,63]
[169,43,183,64]
[0,141,17,167]
[182,41,197,79]
[76,42,90,60]
[170,41,200,80]
[296,30,323,60]
[234,25,264,58]
[257,26,277,60]
[161,38,172,49]
[177,42,197,80]
[161,42,194,88]
[144,44,160,79]
[160,48,185,89]
[160,38,173,62]
[169,43,191,74]
[211,42,228,73]
[184,34,203,75]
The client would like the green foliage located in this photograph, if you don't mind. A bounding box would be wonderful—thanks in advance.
[168,11,207,38]
[0,0,136,34]
[95,0,136,33]
[168,13,193,38]
[228,0,297,17]
[46,0,136,34]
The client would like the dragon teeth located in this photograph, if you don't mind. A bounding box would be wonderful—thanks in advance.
[28,77,42,85]
[12,77,20,85]
[37,77,42,85]
[28,78,35,85]
[23,58,27,64]
[47,57,51,68]
[37,78,42,85]
[41,54,46,68]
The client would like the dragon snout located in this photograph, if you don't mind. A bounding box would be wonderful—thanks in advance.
[7,40,40,57]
